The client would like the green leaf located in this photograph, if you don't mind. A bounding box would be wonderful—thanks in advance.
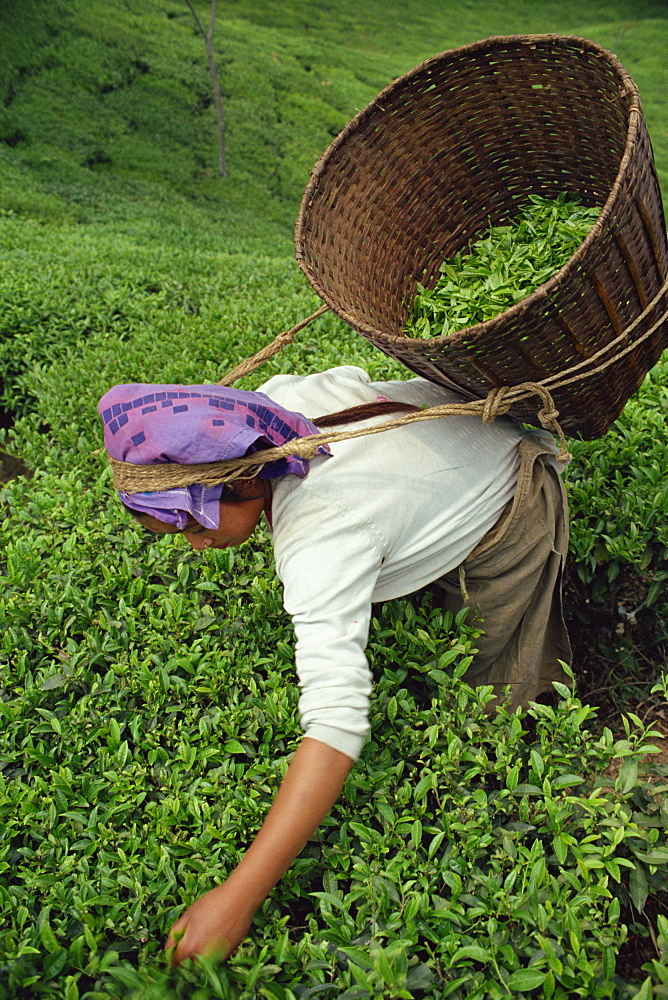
[657,913,668,945]
[39,918,60,955]
[40,673,68,690]
[602,945,616,981]
[619,758,639,793]
[553,833,569,865]
[373,947,394,984]
[64,980,80,1000]
[340,946,374,970]
[530,750,545,778]
[629,977,654,1000]
[635,848,668,864]
[630,862,649,913]
[507,969,546,991]
[512,783,543,795]
[107,718,121,749]
[506,765,520,791]
[349,961,374,990]
[414,773,434,802]
[428,829,447,859]
[565,909,581,953]
[604,858,621,882]
[451,945,492,965]
[552,773,584,788]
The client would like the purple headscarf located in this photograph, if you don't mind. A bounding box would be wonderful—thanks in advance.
[98,382,330,529]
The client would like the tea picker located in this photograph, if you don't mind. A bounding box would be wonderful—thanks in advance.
[99,36,668,964]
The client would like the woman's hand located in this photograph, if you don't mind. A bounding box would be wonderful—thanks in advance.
[165,738,354,965]
[165,879,257,965]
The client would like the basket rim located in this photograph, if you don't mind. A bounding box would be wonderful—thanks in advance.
[294,33,646,350]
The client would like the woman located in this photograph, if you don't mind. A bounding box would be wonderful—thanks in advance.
[98,364,571,964]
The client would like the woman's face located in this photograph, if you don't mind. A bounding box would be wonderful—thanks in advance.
[142,493,267,551]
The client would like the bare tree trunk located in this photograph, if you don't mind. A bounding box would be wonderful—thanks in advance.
[185,0,227,178]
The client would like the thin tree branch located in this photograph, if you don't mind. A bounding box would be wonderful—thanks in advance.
[184,0,206,39]
[208,0,217,42]
[184,0,227,178]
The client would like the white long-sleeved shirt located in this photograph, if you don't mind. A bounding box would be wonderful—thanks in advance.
[258,366,560,760]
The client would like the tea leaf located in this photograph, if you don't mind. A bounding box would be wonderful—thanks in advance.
[405,194,599,337]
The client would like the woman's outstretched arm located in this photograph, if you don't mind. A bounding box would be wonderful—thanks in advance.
[165,736,354,965]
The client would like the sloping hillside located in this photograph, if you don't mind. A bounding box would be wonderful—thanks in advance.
[1,4,667,998]
[1,0,667,254]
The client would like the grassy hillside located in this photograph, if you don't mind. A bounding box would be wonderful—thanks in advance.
[1,0,668,254]
[1,2,668,998]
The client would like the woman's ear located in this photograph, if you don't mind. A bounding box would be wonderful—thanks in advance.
[224,476,271,506]
[227,476,260,499]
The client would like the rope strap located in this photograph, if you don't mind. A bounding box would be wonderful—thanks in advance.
[110,381,570,493]
[217,305,330,387]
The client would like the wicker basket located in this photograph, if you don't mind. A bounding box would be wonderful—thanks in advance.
[295,34,668,439]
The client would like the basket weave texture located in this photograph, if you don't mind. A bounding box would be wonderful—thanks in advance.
[295,34,668,439]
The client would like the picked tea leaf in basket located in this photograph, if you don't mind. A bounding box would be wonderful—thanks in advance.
[405,194,601,339]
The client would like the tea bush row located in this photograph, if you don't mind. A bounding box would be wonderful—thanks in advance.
[3,466,668,998]
[2,2,668,997]
[2,171,667,1000]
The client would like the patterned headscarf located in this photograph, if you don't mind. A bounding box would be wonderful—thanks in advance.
[98,382,329,529]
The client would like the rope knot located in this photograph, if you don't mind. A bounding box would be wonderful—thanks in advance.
[521,383,571,463]
[293,440,320,460]
[530,384,561,432]
[537,403,560,427]
[482,387,513,423]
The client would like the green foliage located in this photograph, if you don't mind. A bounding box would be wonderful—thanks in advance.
[0,0,407,255]
[640,911,668,997]
[0,1,667,998]
[0,214,408,446]
[3,522,668,1000]
[567,360,668,591]
[563,358,668,695]
[405,195,600,338]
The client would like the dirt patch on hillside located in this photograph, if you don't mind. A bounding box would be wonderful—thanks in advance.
[0,449,31,484]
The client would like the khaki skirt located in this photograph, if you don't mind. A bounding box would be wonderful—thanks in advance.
[434,434,572,710]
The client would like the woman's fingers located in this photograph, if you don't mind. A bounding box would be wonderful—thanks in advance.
[164,882,253,965]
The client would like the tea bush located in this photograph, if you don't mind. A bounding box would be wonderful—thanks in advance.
[3,488,668,1000]
[2,0,668,997]
[563,358,668,701]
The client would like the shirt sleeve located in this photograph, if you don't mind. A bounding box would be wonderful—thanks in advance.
[271,486,384,761]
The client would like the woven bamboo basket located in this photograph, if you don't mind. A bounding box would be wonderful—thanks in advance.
[295,34,668,439]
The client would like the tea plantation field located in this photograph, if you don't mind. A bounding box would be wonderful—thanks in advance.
[1,1,668,997]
